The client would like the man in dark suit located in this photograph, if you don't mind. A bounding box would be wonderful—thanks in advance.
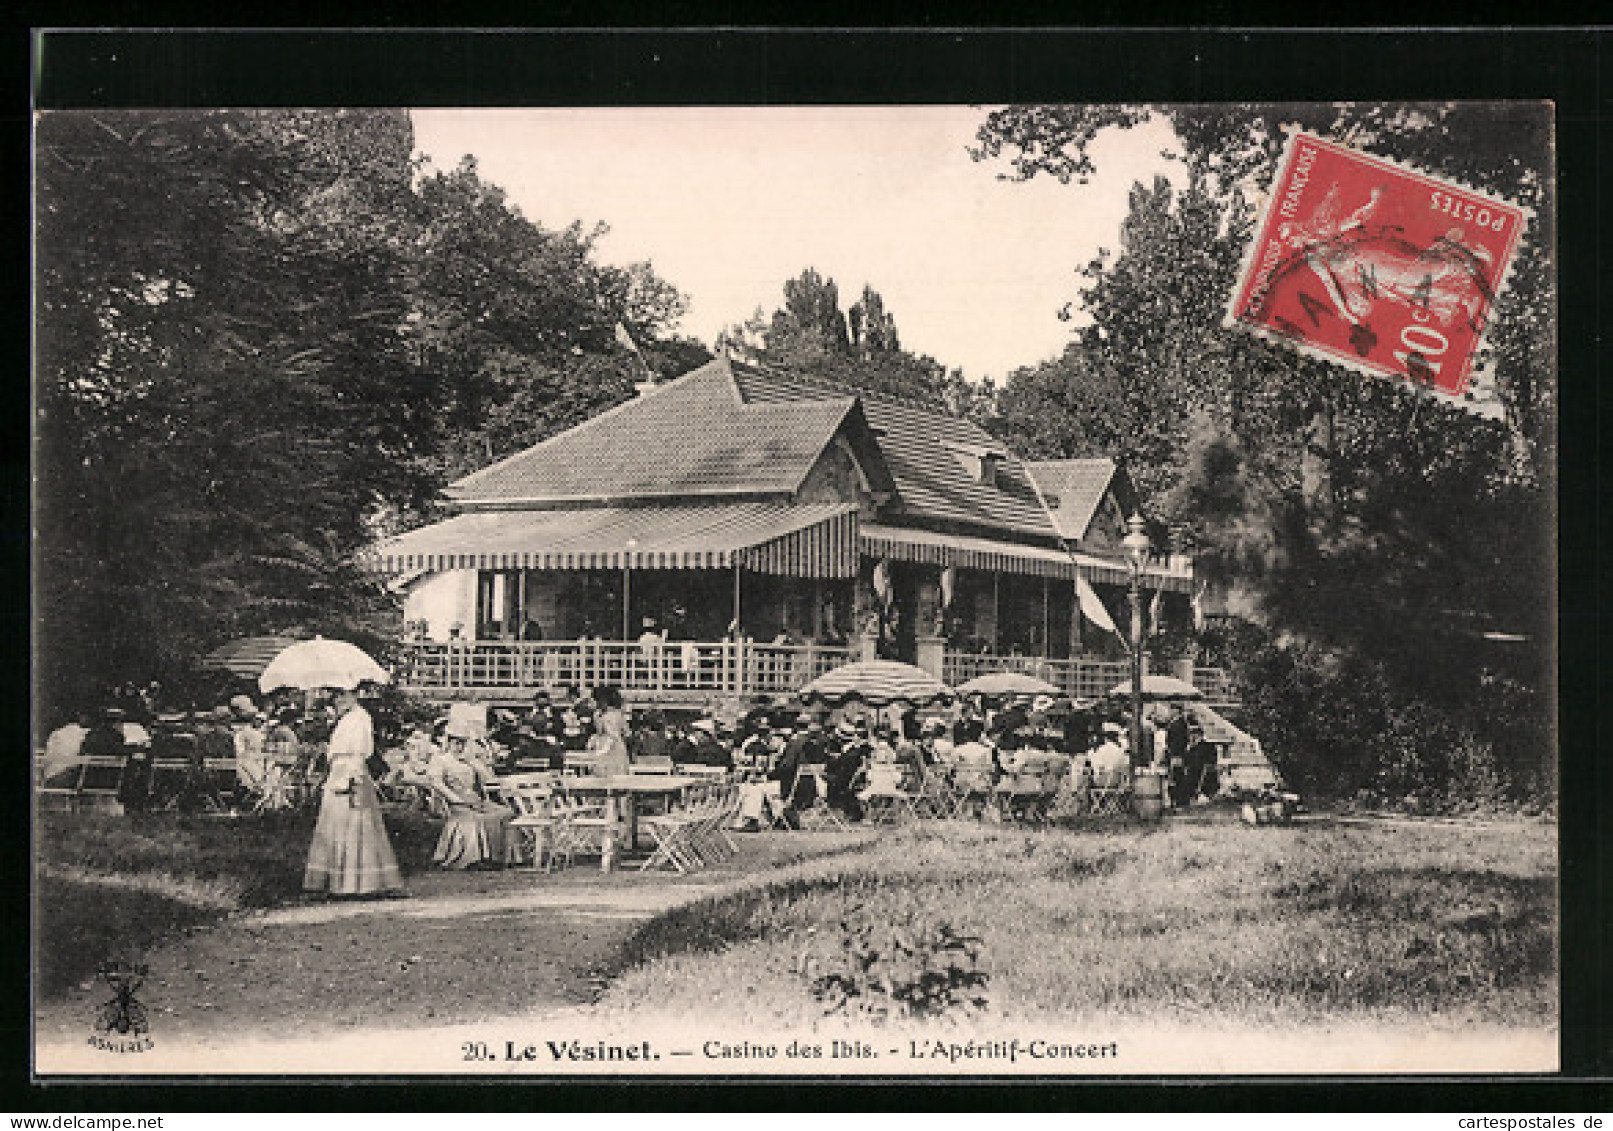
[773,716,824,821]
[1165,704,1193,807]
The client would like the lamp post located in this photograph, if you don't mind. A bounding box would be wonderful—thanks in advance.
[1122,514,1152,772]
[622,538,639,643]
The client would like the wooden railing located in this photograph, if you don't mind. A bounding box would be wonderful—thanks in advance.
[396,640,855,699]
[942,652,1239,706]
[942,653,1134,702]
[395,639,1239,707]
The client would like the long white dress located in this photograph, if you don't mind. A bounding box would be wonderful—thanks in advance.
[303,704,404,895]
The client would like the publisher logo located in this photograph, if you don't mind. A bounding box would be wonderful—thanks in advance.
[87,960,154,1053]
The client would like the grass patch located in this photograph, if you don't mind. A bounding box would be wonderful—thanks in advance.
[34,808,443,998]
[599,817,1557,1029]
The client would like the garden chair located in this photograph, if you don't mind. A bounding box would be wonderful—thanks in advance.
[948,765,997,820]
[638,803,703,872]
[685,784,740,864]
[562,751,601,777]
[912,762,959,820]
[546,793,615,870]
[791,765,850,831]
[860,763,920,825]
[37,753,88,809]
[504,780,562,872]
[676,763,730,782]
[1088,766,1132,817]
[642,782,728,872]
[640,783,719,873]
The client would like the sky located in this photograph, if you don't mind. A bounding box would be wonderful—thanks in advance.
[410,107,1182,383]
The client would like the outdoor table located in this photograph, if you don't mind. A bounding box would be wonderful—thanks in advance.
[563,775,696,872]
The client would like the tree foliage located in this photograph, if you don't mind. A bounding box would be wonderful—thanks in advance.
[35,110,698,717]
[721,268,981,414]
[975,103,1555,804]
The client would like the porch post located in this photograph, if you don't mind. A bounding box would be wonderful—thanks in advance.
[1042,577,1050,657]
[914,564,946,681]
[992,574,1001,653]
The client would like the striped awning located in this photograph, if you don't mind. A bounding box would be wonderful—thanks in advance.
[373,503,859,579]
[859,523,1192,592]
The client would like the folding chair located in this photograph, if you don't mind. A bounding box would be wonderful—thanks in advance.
[200,758,239,813]
[546,793,615,869]
[795,766,852,831]
[860,763,919,825]
[912,763,958,820]
[639,805,702,872]
[563,751,601,777]
[687,785,740,864]
[505,780,562,871]
[948,765,997,820]
[1088,766,1132,817]
[36,755,88,810]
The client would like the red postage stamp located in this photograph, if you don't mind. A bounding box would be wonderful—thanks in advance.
[1226,131,1530,399]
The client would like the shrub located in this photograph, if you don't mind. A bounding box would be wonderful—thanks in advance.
[800,899,989,1022]
[1225,622,1551,812]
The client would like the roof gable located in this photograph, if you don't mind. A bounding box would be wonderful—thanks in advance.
[728,361,1057,540]
[448,357,857,507]
[1025,458,1137,542]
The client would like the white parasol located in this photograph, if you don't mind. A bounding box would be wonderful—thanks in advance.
[257,636,390,693]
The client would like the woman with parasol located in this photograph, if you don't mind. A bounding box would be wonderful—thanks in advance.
[302,686,404,897]
[261,638,404,899]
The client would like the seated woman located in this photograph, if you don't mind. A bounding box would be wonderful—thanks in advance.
[588,685,632,778]
[428,720,517,870]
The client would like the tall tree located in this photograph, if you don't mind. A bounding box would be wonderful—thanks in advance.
[734,268,975,410]
[34,111,702,717]
[35,109,430,714]
[974,103,1555,801]
[406,156,702,491]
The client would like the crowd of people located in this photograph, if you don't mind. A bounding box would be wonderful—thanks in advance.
[41,678,1229,900]
[40,689,323,816]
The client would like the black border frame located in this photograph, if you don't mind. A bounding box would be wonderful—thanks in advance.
[17,24,1610,1112]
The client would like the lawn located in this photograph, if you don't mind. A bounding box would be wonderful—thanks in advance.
[33,807,442,997]
[35,804,1557,1041]
[597,815,1558,1031]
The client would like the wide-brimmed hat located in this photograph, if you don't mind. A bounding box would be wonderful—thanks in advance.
[229,694,256,716]
[690,718,716,734]
[835,721,857,738]
[443,718,476,740]
[1031,695,1055,713]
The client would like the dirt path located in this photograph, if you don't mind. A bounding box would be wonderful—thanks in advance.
[35,831,872,1073]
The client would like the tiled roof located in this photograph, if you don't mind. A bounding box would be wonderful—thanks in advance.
[1025,458,1124,541]
[448,358,856,505]
[728,361,1058,540]
[447,354,1064,544]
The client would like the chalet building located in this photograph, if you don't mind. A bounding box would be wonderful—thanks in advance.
[374,355,1214,706]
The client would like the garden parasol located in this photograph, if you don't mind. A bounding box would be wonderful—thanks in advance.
[1106,674,1205,701]
[258,636,390,694]
[798,660,952,708]
[955,671,1060,698]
